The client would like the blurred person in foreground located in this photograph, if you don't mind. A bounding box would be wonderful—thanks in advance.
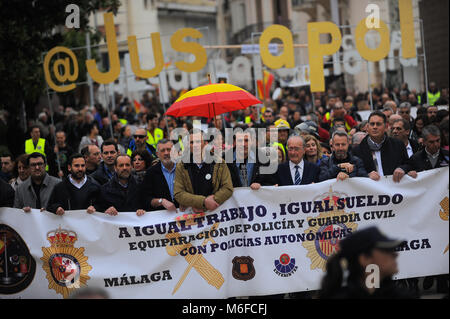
[318,227,418,299]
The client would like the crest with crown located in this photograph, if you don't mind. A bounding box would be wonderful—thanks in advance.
[46,227,78,248]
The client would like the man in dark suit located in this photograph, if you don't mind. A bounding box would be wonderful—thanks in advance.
[96,155,145,216]
[408,124,449,172]
[90,141,118,185]
[352,111,416,182]
[140,139,178,211]
[275,135,320,186]
[0,177,14,207]
[390,118,421,158]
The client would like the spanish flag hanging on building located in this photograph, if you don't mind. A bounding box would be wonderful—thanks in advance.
[257,70,274,101]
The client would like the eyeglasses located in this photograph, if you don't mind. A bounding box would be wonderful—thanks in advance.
[30,162,45,167]
[134,135,146,139]
[369,122,384,127]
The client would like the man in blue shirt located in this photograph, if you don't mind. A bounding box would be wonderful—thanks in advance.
[140,139,178,211]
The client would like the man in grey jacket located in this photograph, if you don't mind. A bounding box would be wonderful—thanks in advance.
[14,152,60,212]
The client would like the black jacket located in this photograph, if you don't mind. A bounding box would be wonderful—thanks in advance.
[319,153,368,181]
[409,138,421,155]
[139,162,179,211]
[275,160,320,186]
[89,162,113,185]
[352,135,411,175]
[0,178,15,207]
[407,148,449,172]
[97,174,142,212]
[47,176,101,213]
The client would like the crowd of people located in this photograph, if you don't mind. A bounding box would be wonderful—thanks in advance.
[0,81,449,298]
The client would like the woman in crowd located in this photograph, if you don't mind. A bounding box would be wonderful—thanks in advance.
[413,115,429,144]
[131,149,153,184]
[9,154,30,191]
[277,145,286,164]
[304,134,328,166]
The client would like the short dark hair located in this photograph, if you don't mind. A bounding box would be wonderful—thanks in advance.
[392,118,410,131]
[26,152,46,165]
[0,153,13,160]
[86,122,99,134]
[332,117,345,124]
[101,140,118,153]
[80,145,90,157]
[368,111,387,124]
[30,125,40,132]
[68,153,85,166]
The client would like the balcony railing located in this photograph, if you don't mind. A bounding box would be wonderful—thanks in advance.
[232,19,291,44]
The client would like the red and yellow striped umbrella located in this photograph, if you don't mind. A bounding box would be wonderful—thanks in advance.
[165,83,261,118]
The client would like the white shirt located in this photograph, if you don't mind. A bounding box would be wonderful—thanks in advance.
[374,150,384,177]
[406,141,413,158]
[68,175,87,189]
[289,160,304,184]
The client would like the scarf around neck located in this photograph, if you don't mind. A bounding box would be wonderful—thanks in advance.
[367,134,387,152]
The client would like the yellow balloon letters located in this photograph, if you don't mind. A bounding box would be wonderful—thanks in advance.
[128,32,164,79]
[355,18,390,62]
[86,12,120,84]
[399,0,416,59]
[171,28,207,73]
[307,22,342,92]
[259,24,295,69]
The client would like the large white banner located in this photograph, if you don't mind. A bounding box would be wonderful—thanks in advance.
[0,167,448,299]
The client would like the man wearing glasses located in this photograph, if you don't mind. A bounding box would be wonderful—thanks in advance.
[90,141,119,185]
[126,128,156,159]
[274,135,320,186]
[13,152,60,212]
[352,111,416,182]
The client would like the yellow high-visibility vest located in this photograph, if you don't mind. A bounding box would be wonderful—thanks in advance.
[147,128,164,148]
[25,138,49,171]
[272,142,286,158]
[428,91,441,106]
[325,112,351,132]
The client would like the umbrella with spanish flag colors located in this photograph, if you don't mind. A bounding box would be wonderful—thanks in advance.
[164,82,261,119]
